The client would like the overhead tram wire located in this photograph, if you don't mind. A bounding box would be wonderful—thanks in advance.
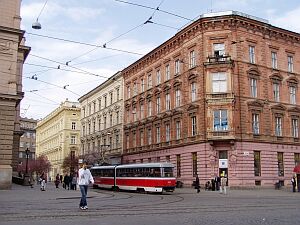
[29,54,110,79]
[2,45,110,79]
[23,96,60,105]
[29,91,60,105]
[25,32,144,56]
[71,53,123,66]
[25,76,81,96]
[114,0,194,22]
[24,62,104,77]
[24,68,54,75]
[67,0,166,66]
[145,21,179,30]
[66,22,145,64]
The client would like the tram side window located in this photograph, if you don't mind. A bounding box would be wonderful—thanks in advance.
[117,167,161,177]
[149,168,161,177]
[91,169,98,177]
[101,169,114,177]
[163,167,174,177]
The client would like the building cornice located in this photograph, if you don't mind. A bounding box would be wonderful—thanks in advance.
[122,13,300,78]
[0,25,25,44]
[78,71,122,102]
[37,101,80,127]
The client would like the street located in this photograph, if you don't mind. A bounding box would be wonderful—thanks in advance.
[0,183,299,225]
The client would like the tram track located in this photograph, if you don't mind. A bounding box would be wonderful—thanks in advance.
[2,201,299,222]
[2,188,299,223]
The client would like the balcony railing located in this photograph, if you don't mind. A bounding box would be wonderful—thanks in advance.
[205,54,233,64]
[206,92,235,104]
[207,130,235,140]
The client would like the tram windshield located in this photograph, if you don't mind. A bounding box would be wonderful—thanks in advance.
[163,167,174,177]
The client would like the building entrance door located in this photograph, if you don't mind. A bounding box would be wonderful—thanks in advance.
[218,150,228,185]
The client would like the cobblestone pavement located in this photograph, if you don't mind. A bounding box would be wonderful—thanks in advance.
[0,183,299,225]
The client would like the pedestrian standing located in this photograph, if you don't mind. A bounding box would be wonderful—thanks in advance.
[291,176,296,192]
[55,174,60,188]
[63,174,70,190]
[220,175,227,194]
[195,174,200,193]
[40,173,46,191]
[72,174,77,191]
[78,162,94,210]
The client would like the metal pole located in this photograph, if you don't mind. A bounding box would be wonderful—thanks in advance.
[25,148,29,175]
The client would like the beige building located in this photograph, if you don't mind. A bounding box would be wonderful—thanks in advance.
[36,100,81,180]
[79,72,123,165]
[0,0,30,189]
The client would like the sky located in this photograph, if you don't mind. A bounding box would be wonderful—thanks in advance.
[20,0,300,120]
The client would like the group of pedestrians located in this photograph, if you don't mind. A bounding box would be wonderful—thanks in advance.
[195,174,228,194]
[54,173,77,190]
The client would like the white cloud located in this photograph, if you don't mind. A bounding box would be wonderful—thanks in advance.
[21,1,105,27]
[269,7,300,33]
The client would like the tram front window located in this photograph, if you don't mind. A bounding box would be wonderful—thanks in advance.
[163,167,174,177]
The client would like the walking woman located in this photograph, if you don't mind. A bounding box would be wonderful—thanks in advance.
[78,162,94,210]
[195,174,200,193]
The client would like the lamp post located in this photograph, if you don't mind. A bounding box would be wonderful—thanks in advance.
[23,148,30,186]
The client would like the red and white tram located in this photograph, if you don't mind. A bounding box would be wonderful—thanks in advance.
[90,163,176,193]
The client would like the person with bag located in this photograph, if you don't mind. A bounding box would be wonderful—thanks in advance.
[291,176,296,192]
[40,173,46,191]
[220,175,227,195]
[55,174,60,188]
[195,174,200,193]
[78,162,94,210]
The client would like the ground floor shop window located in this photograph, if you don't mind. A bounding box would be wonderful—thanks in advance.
[254,151,261,176]
[176,154,181,177]
[192,152,197,177]
[277,152,284,177]
[295,153,300,166]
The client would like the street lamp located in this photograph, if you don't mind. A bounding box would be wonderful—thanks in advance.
[31,0,49,30]
[23,148,31,186]
[25,148,30,174]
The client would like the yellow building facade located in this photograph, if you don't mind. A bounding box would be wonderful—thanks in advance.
[36,101,81,180]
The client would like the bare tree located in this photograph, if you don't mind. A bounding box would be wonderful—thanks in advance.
[80,149,110,166]
[17,155,51,177]
[61,153,79,174]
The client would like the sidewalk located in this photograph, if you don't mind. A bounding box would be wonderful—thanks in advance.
[1,182,297,201]
[1,182,299,225]
[0,182,99,203]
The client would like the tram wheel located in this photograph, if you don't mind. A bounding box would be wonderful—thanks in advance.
[112,186,119,192]
[137,188,145,193]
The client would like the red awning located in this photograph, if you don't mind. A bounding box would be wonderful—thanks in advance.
[293,164,300,173]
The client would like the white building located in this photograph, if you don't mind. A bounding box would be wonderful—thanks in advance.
[79,72,123,165]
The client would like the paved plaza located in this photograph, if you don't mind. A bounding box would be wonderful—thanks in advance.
[0,182,299,225]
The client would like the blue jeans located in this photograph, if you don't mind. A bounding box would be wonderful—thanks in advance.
[79,185,88,207]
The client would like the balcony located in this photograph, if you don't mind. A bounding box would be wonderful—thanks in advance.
[206,92,235,104]
[207,130,235,140]
[204,54,233,66]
